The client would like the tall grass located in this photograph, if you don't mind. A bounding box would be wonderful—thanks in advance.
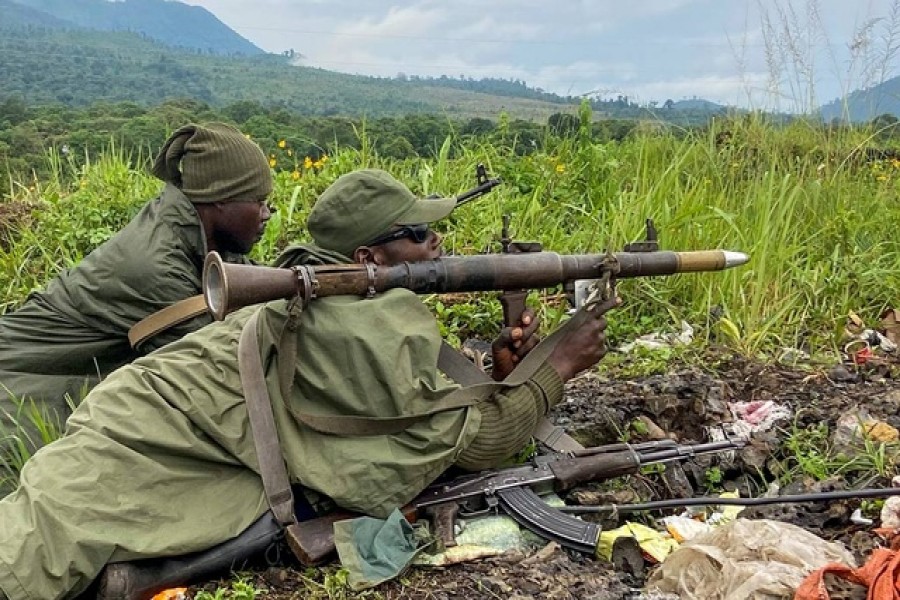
[0,114,898,484]
[1,115,897,356]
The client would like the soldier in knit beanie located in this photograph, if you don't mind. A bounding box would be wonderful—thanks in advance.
[150,122,274,256]
[0,122,274,445]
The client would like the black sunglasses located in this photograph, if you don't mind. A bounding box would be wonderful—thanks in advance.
[366,223,430,246]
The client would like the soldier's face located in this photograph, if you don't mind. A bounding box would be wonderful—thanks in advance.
[212,198,272,254]
[354,225,443,266]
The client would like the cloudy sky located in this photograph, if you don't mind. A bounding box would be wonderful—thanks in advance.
[181,0,899,111]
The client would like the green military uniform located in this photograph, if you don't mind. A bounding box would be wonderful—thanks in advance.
[0,287,562,600]
[0,186,247,422]
[0,169,566,600]
[0,122,271,449]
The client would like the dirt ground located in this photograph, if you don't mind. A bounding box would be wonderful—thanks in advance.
[198,350,900,600]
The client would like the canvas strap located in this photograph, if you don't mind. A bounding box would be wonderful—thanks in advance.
[435,342,584,452]
[275,306,594,439]
[237,305,587,526]
[127,294,208,349]
[238,310,297,527]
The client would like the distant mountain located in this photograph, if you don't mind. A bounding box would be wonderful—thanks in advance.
[6,0,264,56]
[0,4,728,124]
[819,77,900,123]
[671,98,726,111]
[0,0,73,27]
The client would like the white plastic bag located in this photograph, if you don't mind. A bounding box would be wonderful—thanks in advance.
[646,518,856,599]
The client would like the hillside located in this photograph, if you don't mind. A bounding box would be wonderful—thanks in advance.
[0,25,584,120]
[6,0,263,56]
[0,3,730,124]
[819,77,900,122]
[0,0,72,27]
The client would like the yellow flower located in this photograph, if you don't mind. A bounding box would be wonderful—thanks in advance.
[287,149,293,157]
[313,159,325,169]
[269,158,277,168]
[278,139,286,149]
[304,156,313,170]
[320,154,329,162]
[555,163,566,174]
[891,158,900,169]
[877,174,888,181]
[291,170,301,180]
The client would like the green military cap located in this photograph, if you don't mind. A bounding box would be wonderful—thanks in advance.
[308,169,456,257]
[150,122,273,204]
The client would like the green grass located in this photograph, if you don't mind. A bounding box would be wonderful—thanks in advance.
[1,111,898,483]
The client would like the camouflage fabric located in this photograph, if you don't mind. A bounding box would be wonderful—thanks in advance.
[0,184,247,448]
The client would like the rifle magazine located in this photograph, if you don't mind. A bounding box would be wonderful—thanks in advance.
[496,487,600,554]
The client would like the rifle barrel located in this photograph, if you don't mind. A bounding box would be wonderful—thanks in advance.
[558,487,900,514]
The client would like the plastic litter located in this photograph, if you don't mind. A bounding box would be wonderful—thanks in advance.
[598,522,679,563]
[647,518,856,600]
[727,400,792,436]
[881,476,900,530]
[795,546,900,600]
[618,321,694,353]
[851,507,874,526]
[150,589,187,600]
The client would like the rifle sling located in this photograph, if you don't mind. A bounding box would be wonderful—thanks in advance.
[239,311,297,527]
[127,294,208,349]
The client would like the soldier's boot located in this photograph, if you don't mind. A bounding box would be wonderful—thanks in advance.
[95,512,282,600]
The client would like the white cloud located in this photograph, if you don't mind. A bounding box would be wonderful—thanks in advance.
[180,0,900,108]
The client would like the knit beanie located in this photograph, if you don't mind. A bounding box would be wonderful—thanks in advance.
[150,122,273,203]
[308,169,456,256]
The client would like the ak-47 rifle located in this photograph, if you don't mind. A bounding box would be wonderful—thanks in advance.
[283,438,747,565]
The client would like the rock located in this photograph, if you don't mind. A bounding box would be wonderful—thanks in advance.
[829,364,856,382]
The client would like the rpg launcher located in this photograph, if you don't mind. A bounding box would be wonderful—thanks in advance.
[283,438,747,565]
[203,244,748,319]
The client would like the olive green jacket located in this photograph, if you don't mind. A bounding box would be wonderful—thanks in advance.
[0,184,246,438]
[0,289,490,600]
[0,230,570,600]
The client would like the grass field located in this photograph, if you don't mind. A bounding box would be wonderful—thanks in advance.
[3,113,897,356]
[1,112,899,478]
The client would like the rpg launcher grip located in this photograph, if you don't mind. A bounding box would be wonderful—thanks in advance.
[285,438,746,565]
